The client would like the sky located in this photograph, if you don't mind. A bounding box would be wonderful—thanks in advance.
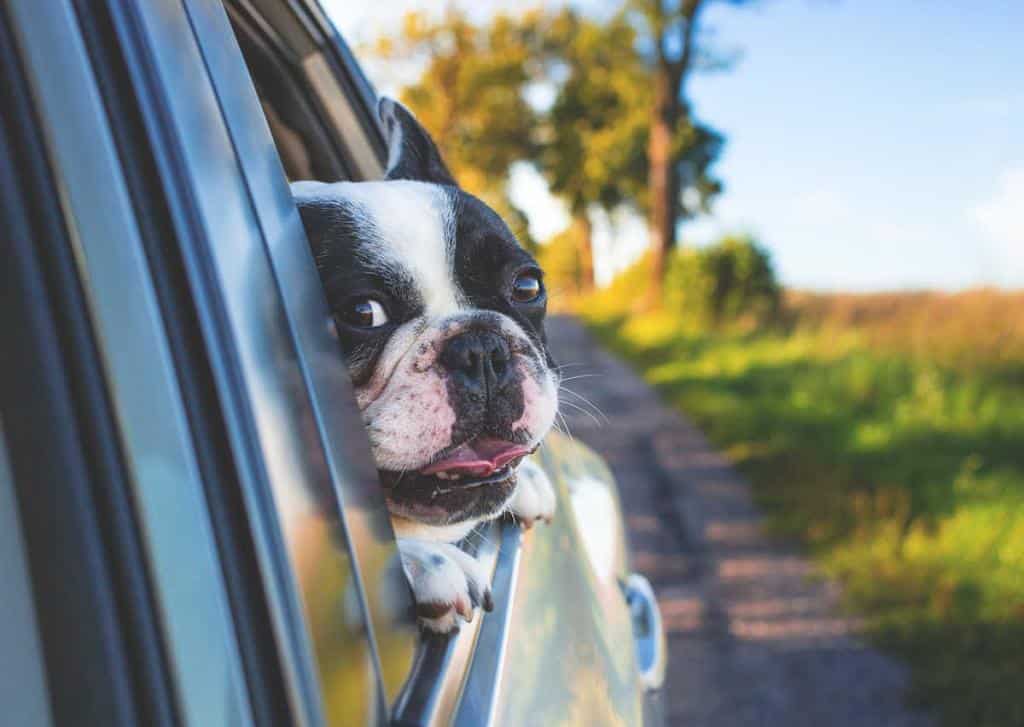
[326,0,1024,291]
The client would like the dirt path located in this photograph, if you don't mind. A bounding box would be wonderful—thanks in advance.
[546,316,933,727]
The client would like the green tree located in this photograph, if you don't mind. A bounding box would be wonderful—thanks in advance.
[373,9,541,245]
[535,9,650,291]
[630,0,750,302]
[536,225,586,302]
[666,235,780,326]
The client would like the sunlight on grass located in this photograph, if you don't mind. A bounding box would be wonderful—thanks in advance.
[581,293,1024,727]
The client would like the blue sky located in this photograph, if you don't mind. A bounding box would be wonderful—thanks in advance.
[327,0,1024,291]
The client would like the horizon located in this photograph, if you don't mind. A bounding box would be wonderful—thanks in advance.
[326,0,1024,293]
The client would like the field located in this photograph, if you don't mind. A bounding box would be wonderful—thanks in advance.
[581,288,1024,726]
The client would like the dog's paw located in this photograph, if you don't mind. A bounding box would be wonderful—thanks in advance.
[397,538,493,633]
[508,458,557,528]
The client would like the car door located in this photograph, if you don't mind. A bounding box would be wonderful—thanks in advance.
[2,0,408,724]
[209,4,660,726]
[0,2,257,725]
[2,0,662,724]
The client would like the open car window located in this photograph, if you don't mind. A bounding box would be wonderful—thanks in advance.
[226,0,384,182]
[3,1,663,723]
[188,0,422,712]
[8,0,524,721]
[218,2,514,724]
[7,0,411,722]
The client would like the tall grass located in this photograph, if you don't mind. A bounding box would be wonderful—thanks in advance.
[581,288,1024,727]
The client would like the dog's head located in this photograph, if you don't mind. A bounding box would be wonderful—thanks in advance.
[293,99,558,535]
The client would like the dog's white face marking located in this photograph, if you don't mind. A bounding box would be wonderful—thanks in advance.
[293,99,558,532]
[333,180,464,319]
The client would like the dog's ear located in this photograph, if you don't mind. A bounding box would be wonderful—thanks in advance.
[378,97,457,187]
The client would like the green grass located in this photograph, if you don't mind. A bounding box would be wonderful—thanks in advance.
[582,307,1024,727]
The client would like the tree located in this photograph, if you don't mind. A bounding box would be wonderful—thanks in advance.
[630,0,748,303]
[536,224,587,302]
[373,9,542,246]
[666,234,780,326]
[534,9,650,291]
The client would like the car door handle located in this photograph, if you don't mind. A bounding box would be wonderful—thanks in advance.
[624,573,667,691]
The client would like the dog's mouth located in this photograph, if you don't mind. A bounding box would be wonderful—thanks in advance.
[420,436,533,481]
[380,436,537,525]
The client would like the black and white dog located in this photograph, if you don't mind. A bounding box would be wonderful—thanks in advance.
[292,99,558,632]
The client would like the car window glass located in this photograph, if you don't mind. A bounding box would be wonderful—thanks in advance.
[218,6,549,724]
[228,4,349,181]
[186,0,421,714]
[0,422,54,727]
[109,1,389,723]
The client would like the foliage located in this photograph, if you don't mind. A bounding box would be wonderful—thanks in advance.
[536,225,587,308]
[532,8,655,290]
[582,291,1024,726]
[671,121,724,220]
[373,9,542,244]
[535,9,649,217]
[376,5,730,286]
[625,0,750,299]
[665,235,780,326]
[785,289,1024,368]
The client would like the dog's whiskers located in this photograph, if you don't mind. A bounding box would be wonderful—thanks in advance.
[554,362,591,375]
[559,399,603,428]
[557,373,603,384]
[554,409,575,441]
[558,385,609,424]
[560,400,604,428]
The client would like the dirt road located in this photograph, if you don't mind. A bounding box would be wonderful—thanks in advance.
[546,316,933,726]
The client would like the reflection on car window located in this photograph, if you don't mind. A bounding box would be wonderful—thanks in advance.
[219,1,419,717]
[228,3,349,182]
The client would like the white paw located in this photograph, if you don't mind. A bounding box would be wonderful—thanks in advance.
[508,458,557,528]
[397,539,493,633]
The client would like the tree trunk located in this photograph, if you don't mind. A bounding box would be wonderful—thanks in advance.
[646,70,680,307]
[575,212,595,294]
[643,0,704,309]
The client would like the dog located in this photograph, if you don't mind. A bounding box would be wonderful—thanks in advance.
[292,98,558,632]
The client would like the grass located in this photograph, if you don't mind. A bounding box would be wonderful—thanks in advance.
[578,289,1024,727]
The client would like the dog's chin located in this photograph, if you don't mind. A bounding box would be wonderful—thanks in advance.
[381,468,519,527]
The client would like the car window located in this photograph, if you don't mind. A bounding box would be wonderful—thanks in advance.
[2,2,255,724]
[117,0,421,723]
[0,423,54,727]
[226,0,383,182]
[228,2,349,181]
[218,4,524,725]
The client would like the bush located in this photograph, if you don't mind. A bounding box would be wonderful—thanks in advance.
[536,226,586,309]
[666,235,781,327]
[583,302,1024,726]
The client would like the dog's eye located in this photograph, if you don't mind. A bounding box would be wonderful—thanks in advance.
[511,272,542,303]
[340,298,390,328]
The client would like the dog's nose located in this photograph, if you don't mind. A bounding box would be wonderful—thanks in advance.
[440,330,513,397]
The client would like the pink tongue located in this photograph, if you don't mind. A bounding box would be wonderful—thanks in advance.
[421,437,531,478]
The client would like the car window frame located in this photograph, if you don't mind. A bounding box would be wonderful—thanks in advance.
[0,24,147,723]
[96,0,418,724]
[0,2,252,725]
[214,3,532,725]
[0,421,54,727]
[182,0,429,712]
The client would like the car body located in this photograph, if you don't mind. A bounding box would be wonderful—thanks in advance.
[0,0,665,725]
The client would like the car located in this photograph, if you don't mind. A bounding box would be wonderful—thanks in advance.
[0,0,666,725]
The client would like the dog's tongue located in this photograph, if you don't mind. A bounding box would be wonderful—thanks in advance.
[421,437,531,478]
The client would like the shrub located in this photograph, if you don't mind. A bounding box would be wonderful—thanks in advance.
[536,226,586,309]
[666,235,781,327]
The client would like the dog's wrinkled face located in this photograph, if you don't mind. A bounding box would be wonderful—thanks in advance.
[293,99,558,533]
